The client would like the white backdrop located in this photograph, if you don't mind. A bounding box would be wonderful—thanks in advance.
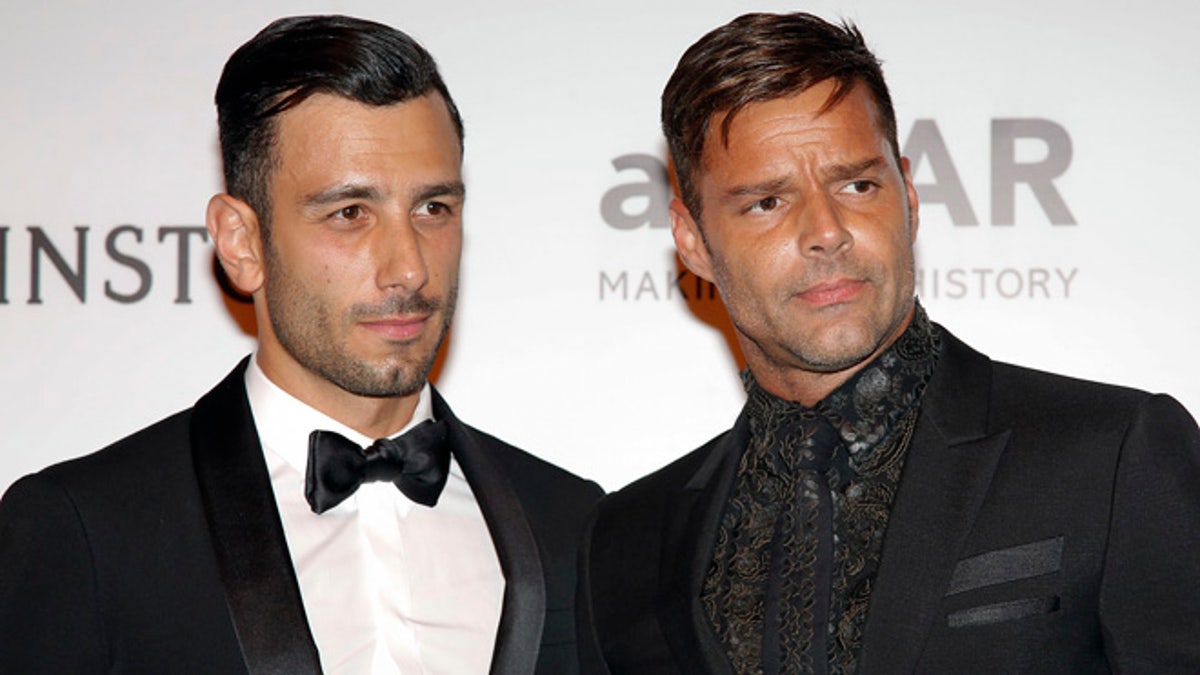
[2,0,1198,493]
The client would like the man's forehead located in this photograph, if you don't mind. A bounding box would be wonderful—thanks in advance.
[708,80,871,144]
[270,93,461,160]
[267,92,463,199]
[698,82,885,166]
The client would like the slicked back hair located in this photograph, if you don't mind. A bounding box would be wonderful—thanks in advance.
[215,15,463,236]
[662,12,897,219]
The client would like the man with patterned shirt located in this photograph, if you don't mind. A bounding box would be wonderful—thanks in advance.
[577,12,1200,674]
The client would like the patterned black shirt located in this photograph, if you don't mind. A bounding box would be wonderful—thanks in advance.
[702,304,940,675]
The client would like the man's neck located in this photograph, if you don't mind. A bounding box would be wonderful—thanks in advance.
[746,307,917,406]
[254,352,421,439]
[751,360,873,408]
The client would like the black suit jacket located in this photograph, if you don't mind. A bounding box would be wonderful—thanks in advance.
[578,329,1200,673]
[0,359,603,674]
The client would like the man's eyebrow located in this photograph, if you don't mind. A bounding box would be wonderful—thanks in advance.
[823,156,886,182]
[299,180,465,210]
[414,181,466,203]
[721,176,793,202]
[715,156,890,207]
[301,183,384,208]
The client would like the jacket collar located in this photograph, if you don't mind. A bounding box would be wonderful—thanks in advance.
[857,327,1011,672]
[432,388,546,675]
[656,410,749,675]
[191,357,323,675]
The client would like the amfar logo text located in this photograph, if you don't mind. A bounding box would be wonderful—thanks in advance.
[600,118,1075,229]
[598,118,1079,302]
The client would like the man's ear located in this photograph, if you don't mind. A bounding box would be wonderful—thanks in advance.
[670,197,716,282]
[899,156,920,242]
[207,193,265,295]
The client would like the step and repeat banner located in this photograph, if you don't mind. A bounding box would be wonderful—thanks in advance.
[3,0,1198,492]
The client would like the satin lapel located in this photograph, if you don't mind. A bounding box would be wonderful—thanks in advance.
[191,359,322,675]
[656,413,750,675]
[858,330,1010,673]
[433,390,544,675]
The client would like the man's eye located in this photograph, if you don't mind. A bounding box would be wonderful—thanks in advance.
[749,196,779,213]
[842,180,876,195]
[336,205,363,220]
[418,201,451,216]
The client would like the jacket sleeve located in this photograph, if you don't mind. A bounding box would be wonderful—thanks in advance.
[0,473,107,673]
[1099,393,1200,672]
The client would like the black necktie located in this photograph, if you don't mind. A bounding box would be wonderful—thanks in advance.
[759,415,840,675]
[304,419,450,514]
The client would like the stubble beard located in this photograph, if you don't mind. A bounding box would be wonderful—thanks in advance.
[714,243,915,377]
[264,253,457,398]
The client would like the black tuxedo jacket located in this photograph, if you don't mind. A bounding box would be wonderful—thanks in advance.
[0,359,602,674]
[578,329,1200,673]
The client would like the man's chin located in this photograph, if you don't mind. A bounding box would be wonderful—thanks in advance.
[318,357,435,399]
[337,375,425,399]
[795,350,875,374]
[791,329,885,374]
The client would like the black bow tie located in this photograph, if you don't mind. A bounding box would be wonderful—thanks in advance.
[304,419,451,514]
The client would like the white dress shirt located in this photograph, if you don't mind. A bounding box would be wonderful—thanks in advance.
[244,358,504,674]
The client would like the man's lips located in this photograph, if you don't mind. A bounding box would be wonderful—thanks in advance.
[795,279,866,306]
[358,314,430,341]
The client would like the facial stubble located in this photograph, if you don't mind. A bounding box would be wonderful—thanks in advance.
[263,245,457,398]
[706,208,915,376]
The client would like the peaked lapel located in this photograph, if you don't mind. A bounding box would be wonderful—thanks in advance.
[656,412,751,675]
[858,329,1011,673]
[190,358,323,675]
[432,389,546,675]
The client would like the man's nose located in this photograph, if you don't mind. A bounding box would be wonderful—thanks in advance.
[796,194,852,257]
[374,218,429,293]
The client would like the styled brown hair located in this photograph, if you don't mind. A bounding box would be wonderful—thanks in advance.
[662,12,897,218]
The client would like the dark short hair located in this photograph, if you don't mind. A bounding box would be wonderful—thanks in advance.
[662,12,897,218]
[215,15,464,232]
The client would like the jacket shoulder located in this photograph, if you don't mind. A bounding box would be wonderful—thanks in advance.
[462,422,604,504]
[986,359,1186,438]
[594,428,733,525]
[932,326,1193,441]
[0,405,242,673]
[17,358,254,495]
[21,408,195,501]
[991,359,1149,408]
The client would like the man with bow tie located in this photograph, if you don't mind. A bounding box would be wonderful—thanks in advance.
[0,15,602,674]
